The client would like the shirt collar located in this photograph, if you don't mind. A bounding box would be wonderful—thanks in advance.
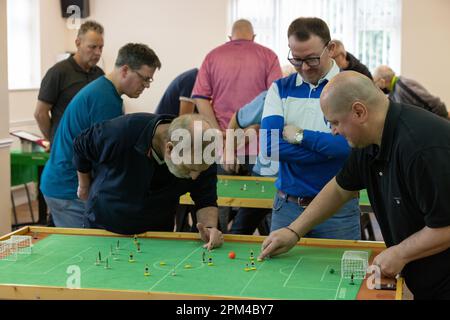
[68,54,99,74]
[389,75,399,92]
[228,39,253,44]
[295,59,340,87]
[374,101,402,162]
[151,148,165,164]
[345,52,356,69]
[134,114,175,158]
[103,76,123,102]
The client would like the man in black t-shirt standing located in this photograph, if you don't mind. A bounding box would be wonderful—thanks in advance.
[35,20,105,145]
[259,71,450,299]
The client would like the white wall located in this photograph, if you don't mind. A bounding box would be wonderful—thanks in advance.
[89,0,229,113]
[9,0,67,139]
[8,0,450,128]
[1,0,12,235]
[401,0,450,109]
[40,0,67,77]
[9,0,229,123]
[6,0,230,211]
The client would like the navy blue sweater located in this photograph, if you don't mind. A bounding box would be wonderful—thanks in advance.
[73,113,217,234]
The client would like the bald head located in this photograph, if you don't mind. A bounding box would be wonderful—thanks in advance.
[169,114,213,139]
[164,114,217,178]
[373,65,396,82]
[321,71,390,148]
[231,19,255,41]
[330,40,348,69]
[169,113,218,157]
[332,39,345,51]
[321,71,387,115]
[332,40,346,56]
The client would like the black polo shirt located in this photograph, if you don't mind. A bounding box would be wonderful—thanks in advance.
[38,55,104,141]
[343,52,373,80]
[336,102,450,298]
[73,113,218,235]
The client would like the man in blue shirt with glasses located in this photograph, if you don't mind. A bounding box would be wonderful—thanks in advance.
[41,43,161,229]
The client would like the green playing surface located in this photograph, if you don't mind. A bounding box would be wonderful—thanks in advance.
[0,234,370,299]
[217,178,277,199]
[217,178,371,208]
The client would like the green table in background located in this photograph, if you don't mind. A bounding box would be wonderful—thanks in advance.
[9,152,375,237]
[181,175,277,209]
[10,150,50,226]
[182,176,371,210]
[180,176,375,240]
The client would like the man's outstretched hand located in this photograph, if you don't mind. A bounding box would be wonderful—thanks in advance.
[197,222,224,250]
[258,228,299,260]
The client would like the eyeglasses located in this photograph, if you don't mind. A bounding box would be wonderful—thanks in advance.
[287,42,329,68]
[133,70,153,85]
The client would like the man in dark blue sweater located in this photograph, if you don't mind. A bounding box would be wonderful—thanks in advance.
[73,113,223,250]
[155,68,198,116]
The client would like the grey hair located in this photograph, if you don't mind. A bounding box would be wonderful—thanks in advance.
[77,20,104,38]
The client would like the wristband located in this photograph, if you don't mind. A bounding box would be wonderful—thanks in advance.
[285,227,301,241]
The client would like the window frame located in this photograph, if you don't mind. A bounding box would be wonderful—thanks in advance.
[7,0,41,91]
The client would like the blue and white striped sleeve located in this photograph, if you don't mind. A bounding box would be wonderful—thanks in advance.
[261,82,329,164]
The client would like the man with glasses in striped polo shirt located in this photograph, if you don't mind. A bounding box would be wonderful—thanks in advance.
[261,17,361,240]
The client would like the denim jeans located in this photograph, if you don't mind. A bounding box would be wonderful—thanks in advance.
[230,207,272,235]
[270,192,361,240]
[44,196,88,228]
[217,162,273,235]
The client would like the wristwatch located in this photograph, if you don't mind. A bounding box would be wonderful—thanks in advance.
[294,131,304,144]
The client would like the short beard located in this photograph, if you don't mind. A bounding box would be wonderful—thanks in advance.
[165,156,190,179]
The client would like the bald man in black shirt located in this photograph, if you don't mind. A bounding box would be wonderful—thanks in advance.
[259,71,450,299]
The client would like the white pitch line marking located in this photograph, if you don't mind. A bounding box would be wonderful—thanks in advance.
[24,250,57,268]
[283,257,303,287]
[320,265,330,282]
[284,286,336,291]
[239,260,266,296]
[334,277,344,300]
[44,247,92,274]
[148,246,203,292]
